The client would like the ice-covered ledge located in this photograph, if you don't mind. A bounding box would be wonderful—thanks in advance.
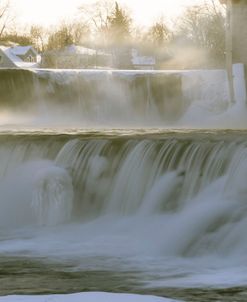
[0,292,182,302]
[0,66,246,128]
[233,63,247,105]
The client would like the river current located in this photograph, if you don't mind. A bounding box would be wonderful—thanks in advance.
[0,129,247,302]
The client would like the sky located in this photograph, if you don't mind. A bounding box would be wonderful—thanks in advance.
[12,0,204,28]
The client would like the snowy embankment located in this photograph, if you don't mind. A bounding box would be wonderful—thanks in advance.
[0,292,182,302]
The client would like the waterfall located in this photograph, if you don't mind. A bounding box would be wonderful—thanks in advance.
[0,68,237,128]
[0,135,246,233]
[1,65,247,296]
[1,133,247,290]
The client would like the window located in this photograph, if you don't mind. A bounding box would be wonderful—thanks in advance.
[26,55,35,63]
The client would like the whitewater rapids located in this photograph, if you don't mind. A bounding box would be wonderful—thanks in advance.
[0,132,247,291]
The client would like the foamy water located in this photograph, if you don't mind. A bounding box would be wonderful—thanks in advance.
[1,65,247,300]
[1,67,246,129]
[1,131,247,298]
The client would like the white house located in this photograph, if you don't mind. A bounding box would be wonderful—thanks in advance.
[42,44,112,69]
[131,49,156,70]
[0,45,40,68]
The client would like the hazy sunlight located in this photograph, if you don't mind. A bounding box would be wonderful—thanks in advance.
[12,0,204,27]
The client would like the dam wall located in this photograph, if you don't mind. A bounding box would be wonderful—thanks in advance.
[0,68,230,126]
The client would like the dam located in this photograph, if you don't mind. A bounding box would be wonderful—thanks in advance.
[0,63,247,301]
[1,2,247,300]
[0,67,241,128]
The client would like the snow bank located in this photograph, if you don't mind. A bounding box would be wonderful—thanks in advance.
[0,292,182,302]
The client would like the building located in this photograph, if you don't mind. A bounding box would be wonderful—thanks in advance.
[11,46,38,63]
[131,49,156,70]
[42,44,112,69]
[0,45,40,68]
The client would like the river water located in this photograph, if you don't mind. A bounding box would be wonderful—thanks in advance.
[1,67,247,301]
[0,129,247,301]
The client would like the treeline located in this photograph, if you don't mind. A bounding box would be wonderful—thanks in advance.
[0,0,226,68]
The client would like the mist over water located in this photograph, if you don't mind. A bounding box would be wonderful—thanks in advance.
[0,68,246,129]
[0,134,247,293]
[1,66,247,300]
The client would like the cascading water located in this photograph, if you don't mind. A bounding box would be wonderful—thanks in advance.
[1,65,247,301]
[1,67,244,129]
[1,133,247,299]
[0,69,183,127]
[0,135,235,223]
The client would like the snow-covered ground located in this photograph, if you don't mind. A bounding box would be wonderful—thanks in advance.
[0,292,182,302]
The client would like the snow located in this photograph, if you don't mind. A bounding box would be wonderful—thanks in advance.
[132,55,156,66]
[11,46,38,56]
[0,292,181,302]
[0,46,23,63]
[64,45,110,57]
[65,45,96,55]
[131,49,156,67]
[0,46,38,68]
[14,61,39,68]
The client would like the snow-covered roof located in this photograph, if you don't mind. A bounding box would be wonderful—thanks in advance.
[0,46,38,68]
[65,45,95,55]
[132,55,156,66]
[0,46,23,63]
[63,44,110,56]
[14,61,40,68]
[11,45,38,56]
[131,48,155,66]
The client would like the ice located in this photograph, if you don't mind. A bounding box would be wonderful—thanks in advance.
[0,292,182,302]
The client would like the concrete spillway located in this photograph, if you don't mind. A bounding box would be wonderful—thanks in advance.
[0,68,233,128]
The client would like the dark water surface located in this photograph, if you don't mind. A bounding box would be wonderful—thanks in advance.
[1,257,247,301]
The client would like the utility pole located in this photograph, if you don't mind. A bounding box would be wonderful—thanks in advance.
[225,0,235,103]
[220,0,247,104]
[231,0,247,105]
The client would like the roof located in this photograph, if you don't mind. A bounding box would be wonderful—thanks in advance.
[131,49,156,66]
[63,44,111,57]
[11,45,38,56]
[65,45,95,55]
[0,45,39,68]
[0,46,23,63]
[132,56,156,66]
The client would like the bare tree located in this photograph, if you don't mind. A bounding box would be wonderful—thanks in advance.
[176,0,226,64]
[1,31,33,45]
[147,18,171,48]
[46,24,73,50]
[78,0,113,33]
[78,0,114,48]
[46,21,90,51]
[30,25,46,52]
[0,0,13,38]
[69,22,90,45]
[78,0,132,68]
